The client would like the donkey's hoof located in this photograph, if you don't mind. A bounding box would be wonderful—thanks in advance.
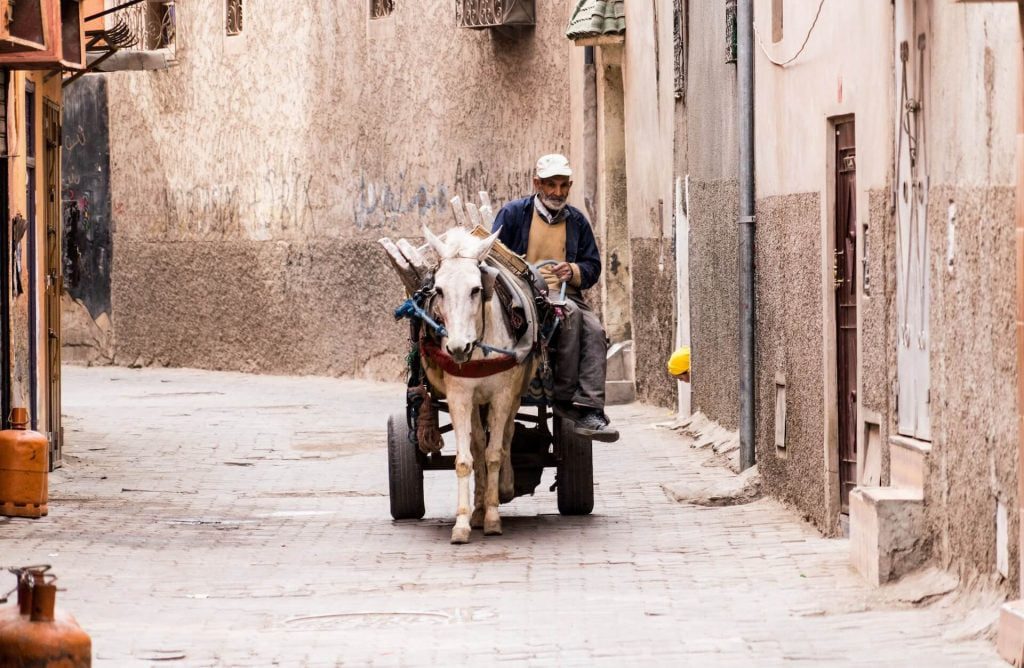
[470,508,485,529]
[451,526,472,544]
[483,513,502,536]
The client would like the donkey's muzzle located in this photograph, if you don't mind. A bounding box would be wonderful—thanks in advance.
[446,341,474,364]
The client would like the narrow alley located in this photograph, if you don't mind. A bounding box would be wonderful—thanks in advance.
[2,367,1004,666]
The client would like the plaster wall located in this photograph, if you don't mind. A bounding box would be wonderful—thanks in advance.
[754,0,892,196]
[753,0,893,532]
[755,193,827,527]
[922,2,1020,587]
[685,0,741,428]
[105,0,578,377]
[620,0,678,407]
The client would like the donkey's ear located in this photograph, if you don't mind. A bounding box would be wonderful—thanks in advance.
[423,225,451,259]
[475,228,501,261]
[479,264,499,302]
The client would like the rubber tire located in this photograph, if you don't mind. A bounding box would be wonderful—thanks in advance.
[555,416,594,516]
[388,412,425,520]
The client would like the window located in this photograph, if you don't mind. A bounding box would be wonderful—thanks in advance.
[226,0,243,36]
[371,0,394,19]
[771,0,783,43]
[673,0,686,101]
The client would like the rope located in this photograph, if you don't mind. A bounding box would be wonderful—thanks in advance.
[753,0,827,68]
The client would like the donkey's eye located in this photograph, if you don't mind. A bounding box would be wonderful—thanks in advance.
[471,287,481,297]
[435,288,444,298]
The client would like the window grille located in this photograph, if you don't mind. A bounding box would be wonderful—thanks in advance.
[226,0,243,36]
[673,0,686,101]
[120,0,175,50]
[456,0,535,29]
[371,0,394,19]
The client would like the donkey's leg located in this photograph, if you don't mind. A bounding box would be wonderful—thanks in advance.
[471,405,487,529]
[498,407,517,504]
[447,395,474,544]
[483,398,515,535]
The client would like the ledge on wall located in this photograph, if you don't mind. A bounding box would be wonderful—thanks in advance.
[89,47,174,71]
[571,34,625,47]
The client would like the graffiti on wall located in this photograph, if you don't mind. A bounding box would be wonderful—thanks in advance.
[354,169,450,230]
[160,169,315,238]
[353,159,537,230]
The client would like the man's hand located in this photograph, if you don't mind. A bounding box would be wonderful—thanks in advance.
[551,262,574,283]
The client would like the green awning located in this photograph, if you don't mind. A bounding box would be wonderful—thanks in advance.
[566,0,625,41]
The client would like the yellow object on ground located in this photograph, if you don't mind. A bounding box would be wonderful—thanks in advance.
[668,346,690,376]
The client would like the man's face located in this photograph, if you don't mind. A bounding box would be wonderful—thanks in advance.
[534,175,572,212]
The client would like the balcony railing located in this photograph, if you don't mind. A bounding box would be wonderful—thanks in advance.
[116,0,175,50]
[456,0,534,29]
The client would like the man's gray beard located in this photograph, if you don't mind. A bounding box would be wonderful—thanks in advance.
[540,196,567,212]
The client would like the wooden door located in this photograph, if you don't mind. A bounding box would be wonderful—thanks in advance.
[835,119,858,512]
[894,0,931,441]
[43,98,61,468]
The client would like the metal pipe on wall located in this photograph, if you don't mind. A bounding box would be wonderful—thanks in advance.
[738,0,756,471]
[1015,0,1024,599]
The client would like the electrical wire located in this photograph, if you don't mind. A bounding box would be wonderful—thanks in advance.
[753,0,827,68]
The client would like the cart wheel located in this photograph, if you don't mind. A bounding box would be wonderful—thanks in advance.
[555,416,594,516]
[388,412,425,520]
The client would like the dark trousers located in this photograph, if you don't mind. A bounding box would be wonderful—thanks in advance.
[552,293,607,410]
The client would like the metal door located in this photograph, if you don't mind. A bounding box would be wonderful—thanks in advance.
[43,99,61,468]
[894,0,931,441]
[835,119,858,512]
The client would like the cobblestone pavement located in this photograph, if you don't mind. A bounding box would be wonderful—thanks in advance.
[1,367,1005,666]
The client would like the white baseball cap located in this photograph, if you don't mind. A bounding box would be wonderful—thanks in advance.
[536,154,573,179]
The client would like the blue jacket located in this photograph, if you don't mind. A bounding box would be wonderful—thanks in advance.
[491,196,602,291]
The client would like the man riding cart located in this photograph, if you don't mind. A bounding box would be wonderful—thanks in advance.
[493,154,618,442]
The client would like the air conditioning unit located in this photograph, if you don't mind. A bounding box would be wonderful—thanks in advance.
[0,0,86,69]
[0,0,47,53]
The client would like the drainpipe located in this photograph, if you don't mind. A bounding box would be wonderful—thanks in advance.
[738,0,756,471]
[1015,0,1024,599]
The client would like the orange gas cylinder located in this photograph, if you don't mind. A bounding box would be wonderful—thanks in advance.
[0,565,45,630]
[0,407,48,518]
[0,570,91,667]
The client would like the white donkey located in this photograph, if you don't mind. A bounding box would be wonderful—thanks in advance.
[421,225,536,544]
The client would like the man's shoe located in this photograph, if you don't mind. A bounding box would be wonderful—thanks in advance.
[574,409,620,443]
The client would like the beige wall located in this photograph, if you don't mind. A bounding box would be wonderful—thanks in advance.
[105,0,577,376]
[752,0,893,533]
[924,1,1020,587]
[620,0,680,407]
[685,0,741,428]
[749,0,1022,585]
[755,1,891,196]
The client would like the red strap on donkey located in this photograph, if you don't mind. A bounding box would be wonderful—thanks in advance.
[420,337,518,379]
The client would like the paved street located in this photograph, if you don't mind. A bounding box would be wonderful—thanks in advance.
[1,367,1005,666]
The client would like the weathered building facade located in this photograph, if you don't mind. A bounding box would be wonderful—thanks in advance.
[82,0,578,379]
[673,0,1022,598]
[0,0,96,470]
